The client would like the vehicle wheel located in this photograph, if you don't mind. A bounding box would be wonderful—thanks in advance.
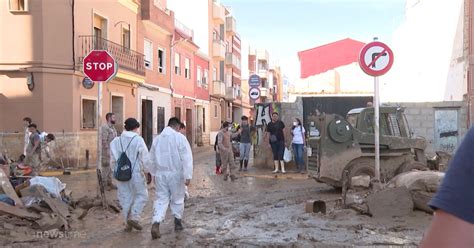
[396,161,428,174]
[344,159,375,188]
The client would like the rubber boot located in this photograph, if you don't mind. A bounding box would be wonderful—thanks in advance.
[239,160,243,171]
[127,219,143,231]
[280,161,286,174]
[151,222,160,239]
[215,166,219,174]
[175,218,184,231]
[244,160,248,171]
[272,161,279,173]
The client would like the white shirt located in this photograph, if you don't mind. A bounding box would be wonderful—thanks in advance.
[292,126,306,145]
[147,127,193,180]
[110,131,149,174]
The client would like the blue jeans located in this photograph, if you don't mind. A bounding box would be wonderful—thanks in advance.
[239,143,251,161]
[292,143,305,171]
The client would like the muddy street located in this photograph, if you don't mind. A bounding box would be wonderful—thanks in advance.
[5,146,432,247]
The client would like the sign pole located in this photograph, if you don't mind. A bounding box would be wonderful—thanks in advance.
[97,82,103,172]
[374,76,380,182]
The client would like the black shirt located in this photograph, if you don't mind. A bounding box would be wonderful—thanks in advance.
[266,121,285,143]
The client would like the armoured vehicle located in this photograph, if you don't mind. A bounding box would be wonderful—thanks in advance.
[307,106,428,188]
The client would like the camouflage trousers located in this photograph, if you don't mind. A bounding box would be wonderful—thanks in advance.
[102,160,113,186]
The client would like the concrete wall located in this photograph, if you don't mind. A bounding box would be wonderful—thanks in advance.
[393,101,468,155]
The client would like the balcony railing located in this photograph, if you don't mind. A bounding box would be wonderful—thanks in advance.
[213,1,225,24]
[225,87,236,101]
[225,53,241,70]
[225,16,236,34]
[212,39,226,60]
[212,80,226,97]
[175,19,194,39]
[78,35,145,76]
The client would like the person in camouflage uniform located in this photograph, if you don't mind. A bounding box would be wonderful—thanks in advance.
[101,112,118,190]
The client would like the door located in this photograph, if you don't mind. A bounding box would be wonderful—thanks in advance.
[157,106,165,134]
[141,99,153,149]
[111,96,124,134]
[175,107,181,120]
[435,109,459,153]
[186,109,193,146]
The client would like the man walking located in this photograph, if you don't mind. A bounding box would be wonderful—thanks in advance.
[110,118,149,232]
[239,116,252,172]
[22,117,32,156]
[218,121,238,181]
[101,113,118,190]
[26,124,41,175]
[148,117,193,239]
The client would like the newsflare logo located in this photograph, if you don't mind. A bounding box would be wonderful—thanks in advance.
[33,230,87,239]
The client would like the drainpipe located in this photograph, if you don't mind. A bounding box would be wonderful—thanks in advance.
[71,0,75,69]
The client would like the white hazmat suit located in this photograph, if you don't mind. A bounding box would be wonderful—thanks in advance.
[110,131,149,223]
[148,126,193,223]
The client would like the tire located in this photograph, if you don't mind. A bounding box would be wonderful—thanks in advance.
[396,161,428,174]
[344,159,375,188]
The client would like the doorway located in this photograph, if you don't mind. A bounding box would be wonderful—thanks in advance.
[141,99,153,149]
[175,107,181,120]
[111,96,124,134]
[186,109,193,146]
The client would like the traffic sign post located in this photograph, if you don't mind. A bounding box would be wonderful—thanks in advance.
[359,39,394,183]
[83,50,117,197]
[249,87,261,101]
[249,74,261,88]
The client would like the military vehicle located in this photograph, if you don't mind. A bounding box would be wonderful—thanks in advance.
[307,106,428,188]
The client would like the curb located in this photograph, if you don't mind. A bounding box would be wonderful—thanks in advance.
[40,169,96,177]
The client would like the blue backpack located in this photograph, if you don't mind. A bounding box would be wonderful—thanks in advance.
[113,136,138,182]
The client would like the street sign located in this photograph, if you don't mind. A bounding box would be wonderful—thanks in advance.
[249,87,261,100]
[83,50,117,82]
[249,74,261,88]
[359,41,394,77]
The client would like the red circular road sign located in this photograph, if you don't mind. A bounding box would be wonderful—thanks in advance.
[83,50,117,82]
[359,41,394,77]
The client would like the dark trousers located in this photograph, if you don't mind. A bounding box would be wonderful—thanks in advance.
[270,141,285,161]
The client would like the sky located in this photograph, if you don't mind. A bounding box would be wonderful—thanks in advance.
[221,0,407,81]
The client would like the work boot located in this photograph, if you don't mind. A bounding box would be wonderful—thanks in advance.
[215,166,220,174]
[243,160,248,171]
[174,218,184,231]
[124,223,132,232]
[272,161,279,173]
[230,175,237,182]
[280,161,286,174]
[127,219,143,231]
[224,174,229,181]
[151,222,160,239]
[239,160,243,171]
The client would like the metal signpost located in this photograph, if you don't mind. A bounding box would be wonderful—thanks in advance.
[358,39,394,182]
[249,74,261,105]
[82,50,117,206]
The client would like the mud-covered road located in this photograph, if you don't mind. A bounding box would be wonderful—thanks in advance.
[7,146,432,247]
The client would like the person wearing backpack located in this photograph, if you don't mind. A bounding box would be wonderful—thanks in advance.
[147,117,193,240]
[110,118,149,232]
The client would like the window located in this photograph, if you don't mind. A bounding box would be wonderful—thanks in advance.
[122,28,130,50]
[158,48,166,74]
[203,70,209,87]
[185,58,190,79]
[82,99,96,129]
[213,67,217,81]
[197,67,202,86]
[9,0,27,11]
[157,107,165,134]
[144,39,153,70]
[175,53,181,75]
[214,105,218,118]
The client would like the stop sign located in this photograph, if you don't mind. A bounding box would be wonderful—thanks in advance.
[83,50,117,82]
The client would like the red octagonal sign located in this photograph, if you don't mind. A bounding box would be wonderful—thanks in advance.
[83,50,117,82]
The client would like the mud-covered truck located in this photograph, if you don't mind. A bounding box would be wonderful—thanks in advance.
[307,106,428,188]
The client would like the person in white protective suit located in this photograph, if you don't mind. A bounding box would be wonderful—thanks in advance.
[110,118,149,232]
[148,117,193,240]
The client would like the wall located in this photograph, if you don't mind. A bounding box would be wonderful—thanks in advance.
[393,101,468,155]
[194,53,210,100]
[172,36,197,97]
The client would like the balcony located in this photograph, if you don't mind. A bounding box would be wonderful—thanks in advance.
[212,80,225,97]
[212,39,226,60]
[258,69,268,79]
[212,1,225,24]
[225,87,236,101]
[140,0,174,33]
[260,87,269,97]
[225,16,236,34]
[256,49,269,62]
[78,35,145,76]
[225,53,241,69]
[175,19,194,40]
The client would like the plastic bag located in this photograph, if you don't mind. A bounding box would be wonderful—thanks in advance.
[284,147,292,163]
[29,176,66,198]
